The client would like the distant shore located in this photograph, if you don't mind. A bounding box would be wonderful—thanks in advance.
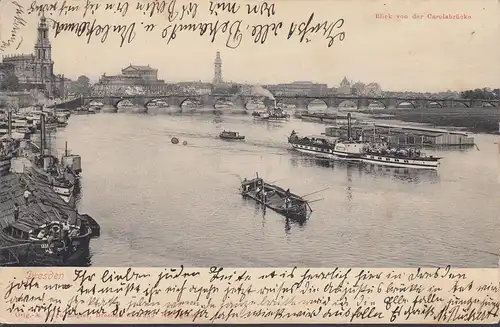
[359,107,500,134]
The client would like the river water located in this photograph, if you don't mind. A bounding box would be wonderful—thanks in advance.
[50,110,499,268]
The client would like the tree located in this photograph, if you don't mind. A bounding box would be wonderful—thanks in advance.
[228,84,241,94]
[0,73,19,91]
[69,75,91,95]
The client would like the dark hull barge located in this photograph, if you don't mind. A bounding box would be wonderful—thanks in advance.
[240,175,312,221]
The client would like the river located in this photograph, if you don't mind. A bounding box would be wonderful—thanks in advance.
[49,110,499,267]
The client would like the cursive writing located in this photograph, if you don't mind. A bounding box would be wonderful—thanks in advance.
[19,0,346,49]
[1,267,498,324]
[0,1,27,52]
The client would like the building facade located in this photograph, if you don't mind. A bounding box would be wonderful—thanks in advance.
[265,81,328,97]
[337,77,353,95]
[0,15,66,97]
[93,65,172,95]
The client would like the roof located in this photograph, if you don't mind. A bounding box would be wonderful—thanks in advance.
[340,77,350,86]
[122,64,157,72]
[373,123,469,136]
[303,134,338,141]
[0,167,83,235]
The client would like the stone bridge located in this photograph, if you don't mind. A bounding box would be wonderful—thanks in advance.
[275,95,500,109]
[50,94,500,111]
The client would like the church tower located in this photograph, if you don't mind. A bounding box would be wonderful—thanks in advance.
[34,14,54,96]
[212,51,223,85]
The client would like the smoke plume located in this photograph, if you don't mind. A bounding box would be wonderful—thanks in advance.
[251,85,275,100]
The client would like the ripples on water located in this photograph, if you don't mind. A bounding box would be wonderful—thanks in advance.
[50,112,499,267]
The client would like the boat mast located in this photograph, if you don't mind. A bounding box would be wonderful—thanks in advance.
[347,112,352,141]
[40,113,46,155]
[7,108,12,137]
[65,141,68,157]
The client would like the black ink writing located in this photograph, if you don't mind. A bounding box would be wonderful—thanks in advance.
[52,19,136,47]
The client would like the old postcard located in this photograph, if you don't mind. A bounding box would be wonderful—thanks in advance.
[0,0,498,324]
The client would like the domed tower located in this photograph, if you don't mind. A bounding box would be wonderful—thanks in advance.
[34,14,54,96]
[212,51,223,85]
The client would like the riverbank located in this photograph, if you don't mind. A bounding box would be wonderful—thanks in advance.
[358,107,500,134]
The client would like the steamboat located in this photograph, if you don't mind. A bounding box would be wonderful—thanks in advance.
[361,145,441,170]
[240,174,312,221]
[288,114,365,160]
[288,113,442,169]
[252,101,290,121]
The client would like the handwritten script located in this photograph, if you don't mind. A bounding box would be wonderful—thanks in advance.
[0,267,498,323]
[15,0,346,48]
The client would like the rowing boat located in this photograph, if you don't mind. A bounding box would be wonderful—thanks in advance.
[240,174,312,221]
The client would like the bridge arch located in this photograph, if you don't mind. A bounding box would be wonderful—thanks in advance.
[452,100,470,108]
[481,101,498,108]
[113,97,134,109]
[337,100,358,109]
[144,97,170,108]
[367,100,387,109]
[427,101,444,108]
[307,99,328,110]
[396,101,416,109]
[179,97,203,110]
[213,97,234,109]
[245,97,264,110]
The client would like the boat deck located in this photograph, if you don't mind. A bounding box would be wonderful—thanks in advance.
[241,178,311,220]
[0,168,84,239]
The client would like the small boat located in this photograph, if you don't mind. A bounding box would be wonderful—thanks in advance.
[219,130,245,140]
[240,174,312,221]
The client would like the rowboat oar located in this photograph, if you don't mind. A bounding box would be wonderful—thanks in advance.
[307,198,324,203]
[301,187,329,198]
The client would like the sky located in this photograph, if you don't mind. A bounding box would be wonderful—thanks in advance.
[0,0,499,92]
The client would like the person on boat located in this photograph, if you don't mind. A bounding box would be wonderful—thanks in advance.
[23,189,31,206]
[13,203,19,221]
[37,229,46,239]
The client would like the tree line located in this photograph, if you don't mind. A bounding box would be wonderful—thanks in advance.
[460,88,500,100]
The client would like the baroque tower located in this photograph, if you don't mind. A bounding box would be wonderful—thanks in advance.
[212,51,223,85]
[34,14,54,96]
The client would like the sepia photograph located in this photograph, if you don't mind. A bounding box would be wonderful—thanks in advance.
[0,0,498,270]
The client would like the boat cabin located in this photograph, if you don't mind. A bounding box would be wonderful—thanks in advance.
[219,131,245,139]
[241,177,264,193]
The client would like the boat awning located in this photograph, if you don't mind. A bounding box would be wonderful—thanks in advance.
[304,135,338,141]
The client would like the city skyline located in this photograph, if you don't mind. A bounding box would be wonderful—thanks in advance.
[0,0,498,92]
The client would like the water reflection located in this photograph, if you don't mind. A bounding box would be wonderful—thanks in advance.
[362,164,440,184]
[245,195,309,235]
